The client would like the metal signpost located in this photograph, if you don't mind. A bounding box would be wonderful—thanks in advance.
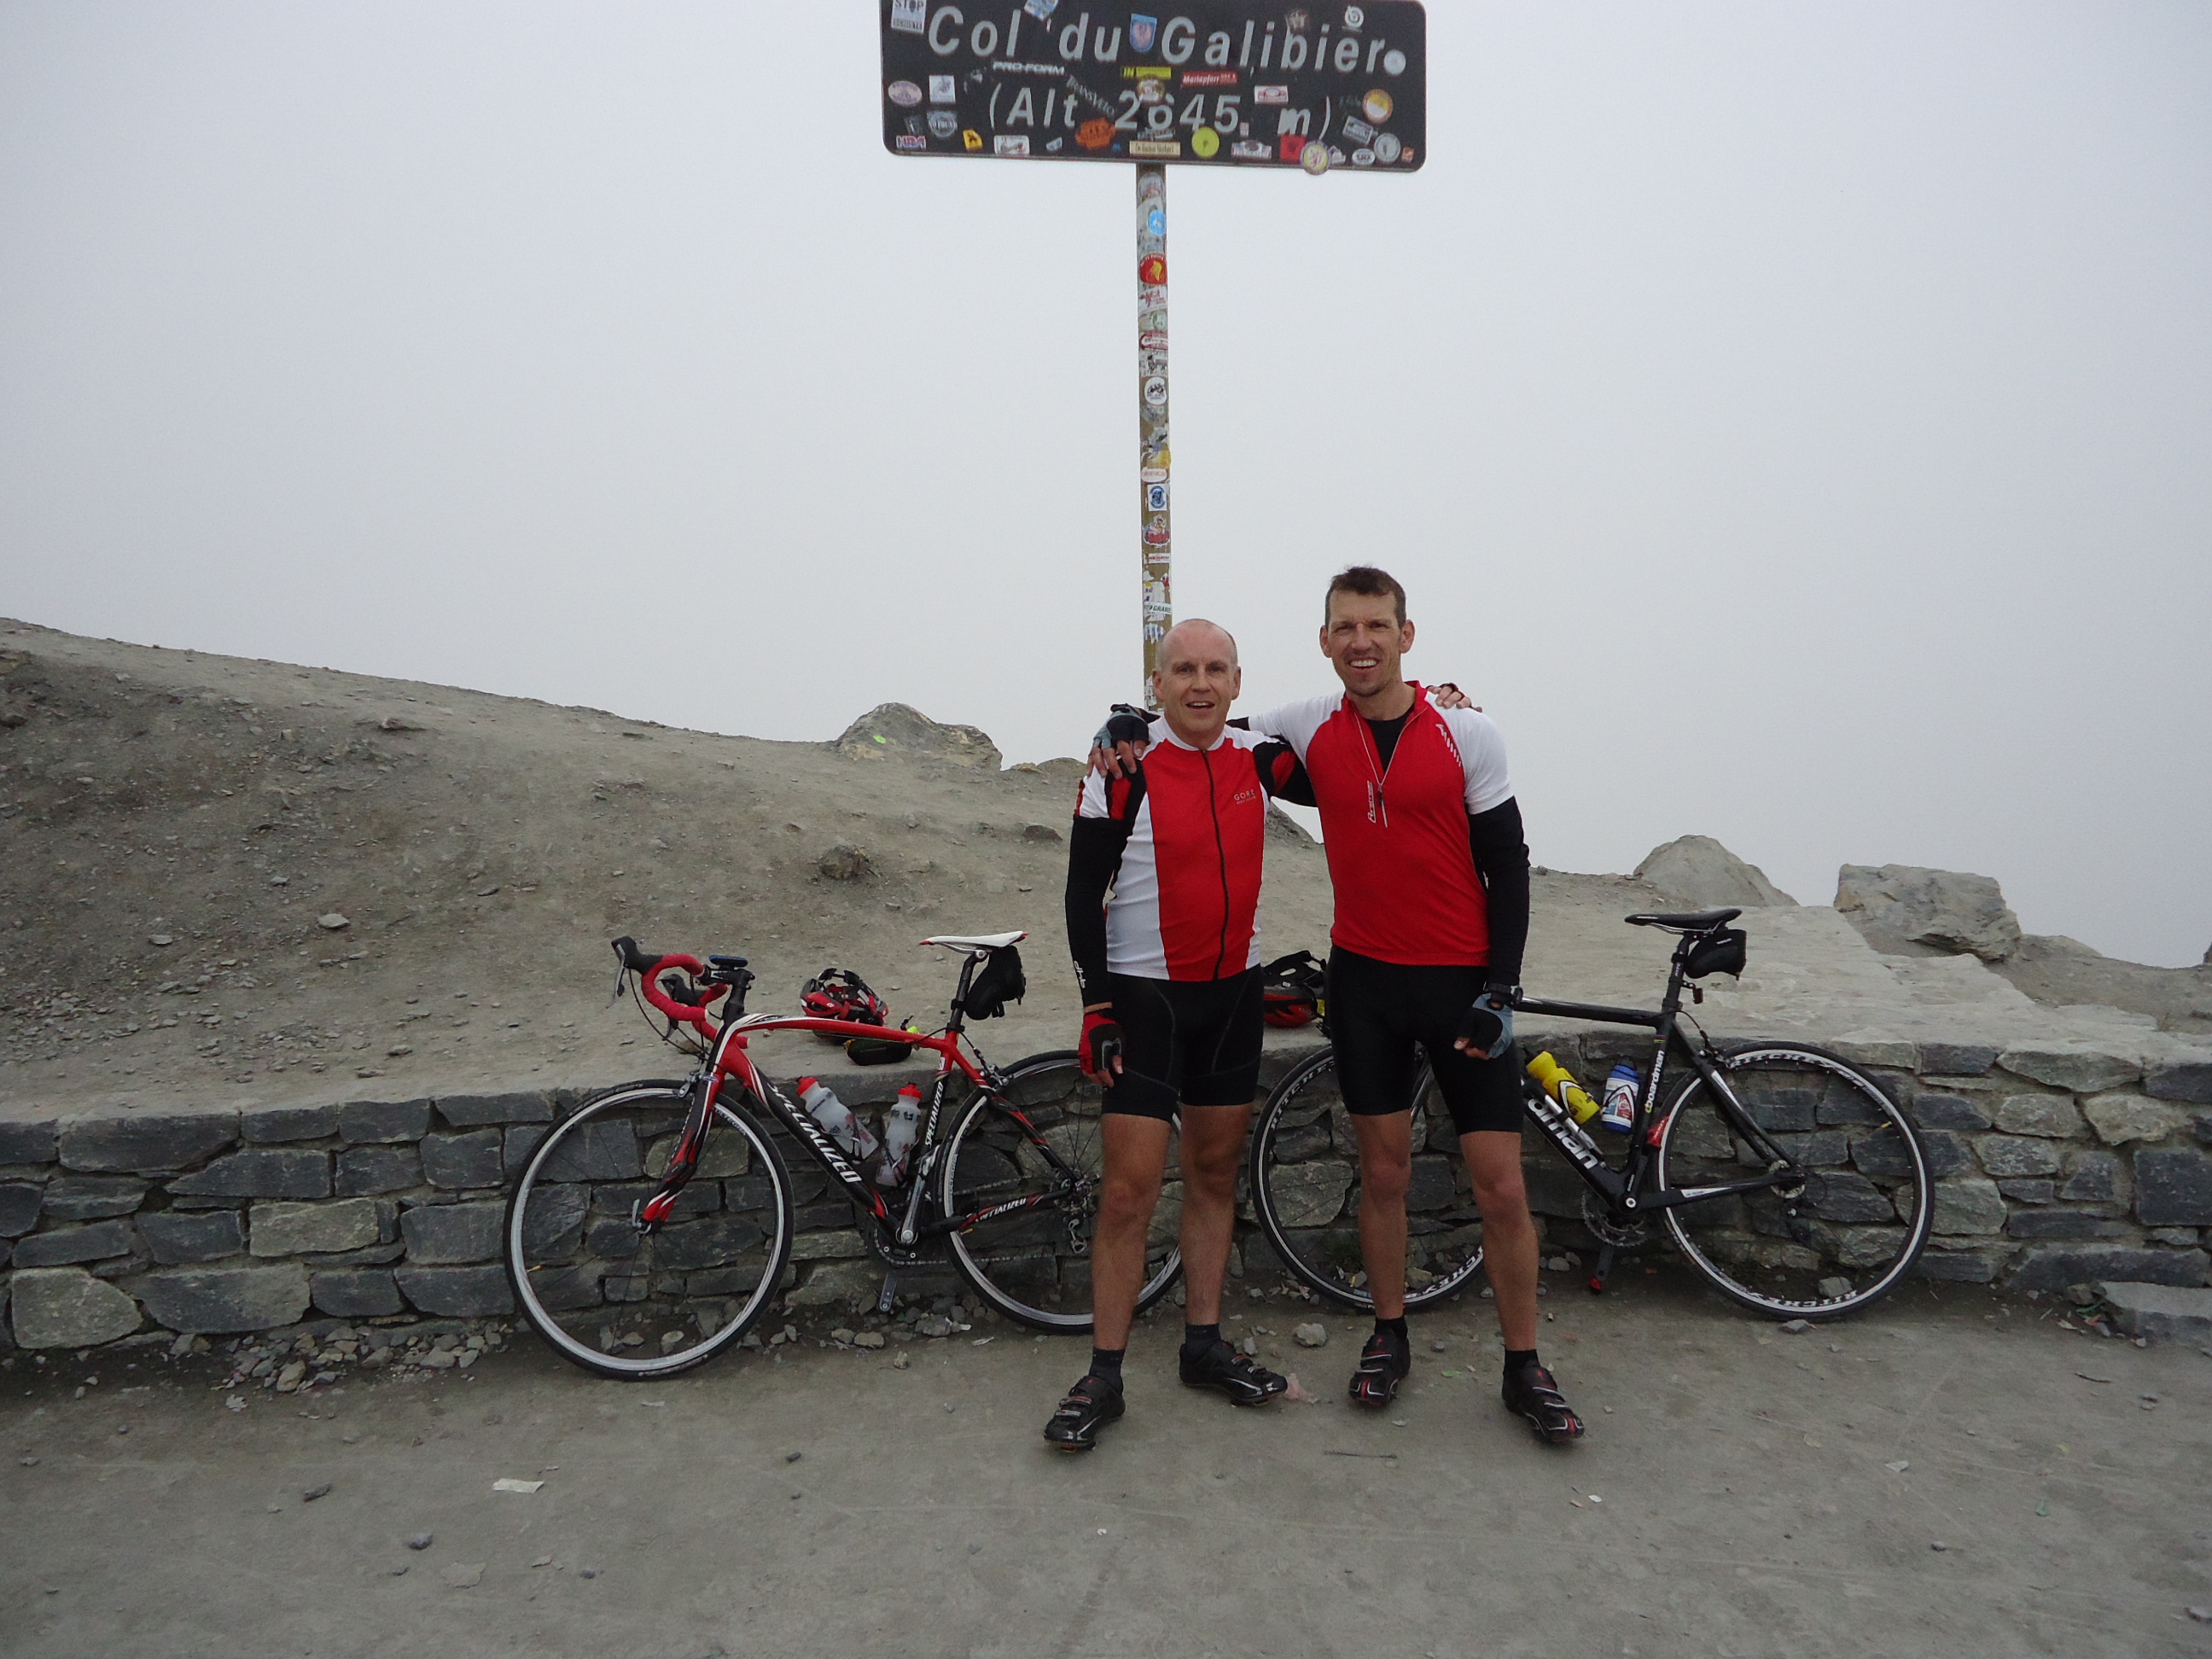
[882,2,1428,700]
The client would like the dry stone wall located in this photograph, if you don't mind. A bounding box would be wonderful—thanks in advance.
[3,1033,2209,1349]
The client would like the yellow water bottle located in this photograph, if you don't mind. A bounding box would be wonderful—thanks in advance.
[1527,1051,1602,1125]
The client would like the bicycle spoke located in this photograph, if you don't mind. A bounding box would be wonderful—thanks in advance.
[1249,1052,1487,1311]
[509,1086,792,1376]
[942,1053,1180,1330]
[1658,1047,1930,1318]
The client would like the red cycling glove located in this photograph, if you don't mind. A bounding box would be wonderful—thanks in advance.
[1079,1010,1123,1085]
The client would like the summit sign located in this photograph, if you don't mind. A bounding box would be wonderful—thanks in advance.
[881,2,1427,172]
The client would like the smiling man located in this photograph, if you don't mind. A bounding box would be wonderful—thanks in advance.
[1045,618,1311,1452]
[1096,568,1582,1446]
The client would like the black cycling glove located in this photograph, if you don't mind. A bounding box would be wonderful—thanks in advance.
[1455,987,1516,1061]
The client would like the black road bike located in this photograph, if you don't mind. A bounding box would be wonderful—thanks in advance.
[1248,908,1935,1321]
[504,931,1179,1379]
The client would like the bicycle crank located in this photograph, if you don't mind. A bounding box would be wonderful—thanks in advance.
[1581,1188,1654,1250]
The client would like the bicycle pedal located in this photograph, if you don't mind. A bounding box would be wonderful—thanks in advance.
[876,1272,899,1316]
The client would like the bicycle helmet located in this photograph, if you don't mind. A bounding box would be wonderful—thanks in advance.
[800,967,888,1039]
[1260,948,1327,1028]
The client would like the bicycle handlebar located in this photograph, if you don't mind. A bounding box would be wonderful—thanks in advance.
[610,936,724,1032]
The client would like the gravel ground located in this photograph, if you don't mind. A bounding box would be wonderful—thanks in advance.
[3,1273,2209,1658]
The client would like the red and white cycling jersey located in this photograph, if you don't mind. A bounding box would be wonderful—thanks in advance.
[1247,684,1512,967]
[1073,718,1304,983]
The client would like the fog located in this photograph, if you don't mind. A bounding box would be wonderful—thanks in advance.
[3,3,2208,964]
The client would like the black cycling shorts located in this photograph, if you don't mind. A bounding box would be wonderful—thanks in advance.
[1325,947,1522,1136]
[1101,968,1266,1121]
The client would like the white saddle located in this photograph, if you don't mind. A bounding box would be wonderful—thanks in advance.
[921,930,1028,952]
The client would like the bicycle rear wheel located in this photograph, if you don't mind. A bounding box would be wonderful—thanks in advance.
[940,1051,1182,1332]
[506,1080,793,1377]
[1655,1044,1931,1319]
[1248,1047,1488,1312]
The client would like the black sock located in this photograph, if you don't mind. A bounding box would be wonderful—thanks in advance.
[1375,1315,1409,1350]
[1179,1323,1222,1361]
[1505,1348,1540,1374]
[1088,1348,1125,1389]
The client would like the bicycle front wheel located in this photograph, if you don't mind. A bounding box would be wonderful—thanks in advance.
[1248,1048,1488,1312]
[1655,1044,1931,1319]
[506,1080,794,1378]
[940,1051,1182,1332]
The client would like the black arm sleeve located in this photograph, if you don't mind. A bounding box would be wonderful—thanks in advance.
[1468,796,1530,987]
[1254,738,1316,808]
[1065,816,1133,1004]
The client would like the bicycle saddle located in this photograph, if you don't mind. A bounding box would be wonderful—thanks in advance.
[1624,907,1742,931]
[921,930,1029,952]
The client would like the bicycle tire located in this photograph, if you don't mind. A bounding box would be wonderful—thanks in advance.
[940,1051,1182,1332]
[1248,1046,1489,1313]
[506,1080,794,1378]
[1655,1043,1931,1319]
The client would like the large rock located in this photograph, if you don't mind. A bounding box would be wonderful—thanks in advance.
[835,703,1002,770]
[9,1266,143,1348]
[136,1263,311,1333]
[1834,864,2021,962]
[58,1109,237,1173]
[1633,836,1796,908]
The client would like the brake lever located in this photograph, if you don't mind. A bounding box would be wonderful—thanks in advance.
[608,962,630,1007]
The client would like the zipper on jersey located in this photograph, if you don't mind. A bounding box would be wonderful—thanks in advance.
[1202,744,1231,979]
[1355,700,1416,828]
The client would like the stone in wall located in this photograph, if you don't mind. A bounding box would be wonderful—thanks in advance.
[140,1210,246,1265]
[59,1110,237,1173]
[2000,1045,2142,1095]
[2145,1059,2212,1105]
[399,1202,503,1264]
[0,1119,60,1163]
[249,1199,384,1257]
[2134,1149,2212,1228]
[0,1183,42,1237]
[135,1263,311,1333]
[14,1219,139,1267]
[1994,1096,2084,1138]
[240,1103,340,1143]
[2082,1093,2185,1147]
[9,1266,142,1348]
[2009,1245,2208,1292]
[311,1269,405,1318]
[338,1099,433,1143]
[393,1264,512,1318]
[168,1149,330,1200]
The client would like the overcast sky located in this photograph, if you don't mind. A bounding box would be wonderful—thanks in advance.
[3,2,2208,966]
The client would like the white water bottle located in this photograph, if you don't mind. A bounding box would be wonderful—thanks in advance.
[879,1086,923,1187]
[1600,1063,1639,1133]
[798,1076,881,1162]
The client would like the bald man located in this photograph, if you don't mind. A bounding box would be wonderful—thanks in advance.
[1045,620,1313,1452]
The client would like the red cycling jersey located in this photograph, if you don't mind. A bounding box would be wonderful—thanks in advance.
[1248,684,1513,968]
[1065,719,1308,992]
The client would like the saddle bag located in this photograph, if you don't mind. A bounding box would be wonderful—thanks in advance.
[962,946,1027,1021]
[1682,928,1749,980]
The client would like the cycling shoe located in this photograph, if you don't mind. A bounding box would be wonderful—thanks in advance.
[1043,1375,1125,1452]
[1179,1341,1288,1407]
[1502,1361,1585,1444]
[1347,1329,1411,1409]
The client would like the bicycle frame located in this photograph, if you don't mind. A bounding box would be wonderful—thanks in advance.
[1512,952,1810,1227]
[632,952,1089,1260]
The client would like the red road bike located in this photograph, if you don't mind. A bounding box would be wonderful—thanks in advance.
[504,934,1179,1378]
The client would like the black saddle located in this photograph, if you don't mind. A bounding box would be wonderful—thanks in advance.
[1624,907,1742,932]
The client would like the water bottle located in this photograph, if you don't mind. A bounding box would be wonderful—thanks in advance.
[1600,1062,1640,1133]
[1525,1052,1601,1124]
[797,1077,881,1163]
[879,1086,923,1187]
